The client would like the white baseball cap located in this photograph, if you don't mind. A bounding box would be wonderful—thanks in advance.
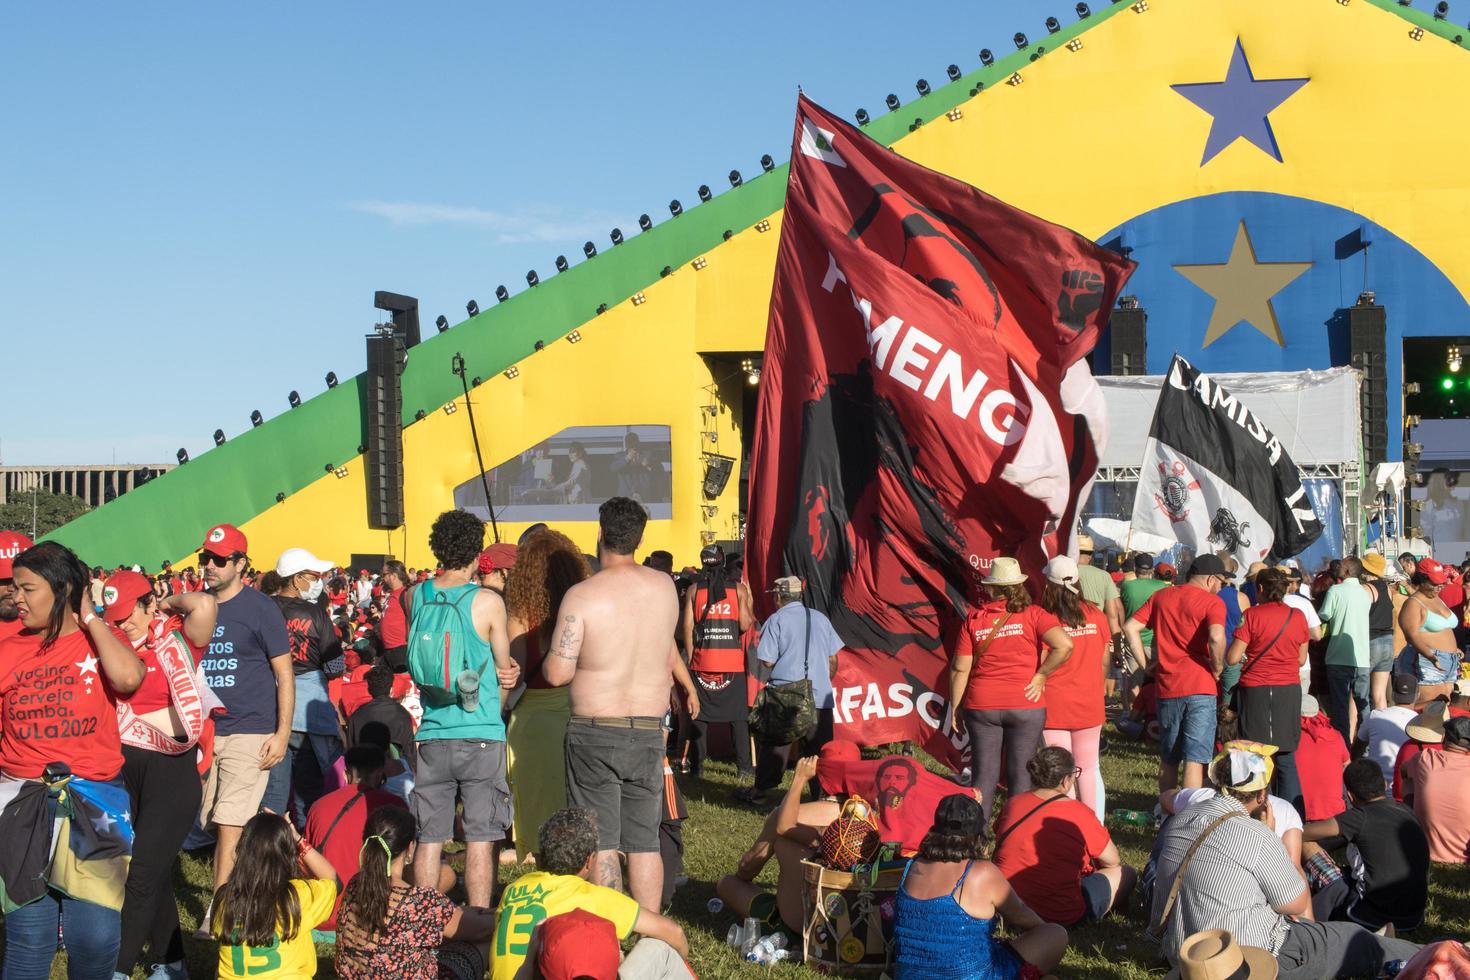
[275,547,334,578]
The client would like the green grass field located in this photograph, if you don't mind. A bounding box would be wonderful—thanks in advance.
[80,732,1470,977]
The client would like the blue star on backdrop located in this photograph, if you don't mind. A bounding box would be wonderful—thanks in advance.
[1172,39,1309,165]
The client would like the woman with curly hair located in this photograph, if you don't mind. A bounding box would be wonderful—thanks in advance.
[504,529,593,861]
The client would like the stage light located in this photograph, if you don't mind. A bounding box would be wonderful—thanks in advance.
[584,241,597,259]
[698,184,712,203]
[443,401,458,415]
[177,448,188,465]
[324,463,333,473]
[526,270,539,287]
[722,229,733,240]
[1014,31,1029,48]
[610,228,623,246]
[1407,382,1422,395]
[468,299,481,317]
[1398,0,1411,4]
[276,492,286,503]
[1410,25,1425,38]
[567,330,582,343]
[632,291,647,305]
[885,93,900,110]
[533,340,545,352]
[855,108,870,125]
[1067,37,1084,51]
[915,78,931,96]
[729,169,742,187]
[213,429,226,447]
[436,315,449,332]
[325,371,338,389]
[496,285,510,302]
[1450,345,1462,372]
[596,303,608,315]
[415,409,426,421]
[1407,414,1422,428]
[554,256,568,274]
[660,265,672,278]
[1436,1,1449,18]
[946,107,964,121]
[472,376,482,387]
[639,213,653,232]
[692,256,707,270]
[1046,16,1062,32]
[756,218,771,233]
[503,366,520,379]
[761,154,775,172]
[333,465,349,479]
[1442,377,1455,390]
[947,64,962,81]
[1008,72,1025,85]
[1119,295,1140,309]
[980,48,995,66]
[1131,0,1149,11]
[1076,2,1092,16]
[288,390,301,409]
[669,199,682,217]
[250,410,264,428]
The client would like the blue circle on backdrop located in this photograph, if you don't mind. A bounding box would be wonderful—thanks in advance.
[1093,192,1470,423]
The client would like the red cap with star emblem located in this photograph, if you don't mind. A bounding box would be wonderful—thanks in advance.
[101,570,154,624]
[199,523,248,557]
[0,531,33,579]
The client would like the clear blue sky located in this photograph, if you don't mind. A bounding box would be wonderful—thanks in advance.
[3,0,1043,465]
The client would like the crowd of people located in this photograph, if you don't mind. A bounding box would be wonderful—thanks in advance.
[1,511,1469,978]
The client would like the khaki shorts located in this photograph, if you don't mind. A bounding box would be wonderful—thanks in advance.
[201,732,273,828]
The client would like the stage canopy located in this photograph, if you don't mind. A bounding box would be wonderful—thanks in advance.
[1096,367,1362,471]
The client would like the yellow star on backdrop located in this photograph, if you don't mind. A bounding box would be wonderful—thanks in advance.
[1173,221,1311,347]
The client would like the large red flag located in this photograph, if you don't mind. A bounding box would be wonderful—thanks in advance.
[746,96,1134,767]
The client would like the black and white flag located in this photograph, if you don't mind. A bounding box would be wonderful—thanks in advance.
[1130,355,1323,567]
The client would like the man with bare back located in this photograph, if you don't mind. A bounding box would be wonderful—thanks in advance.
[543,496,698,912]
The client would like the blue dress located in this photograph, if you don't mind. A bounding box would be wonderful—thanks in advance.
[892,859,1024,980]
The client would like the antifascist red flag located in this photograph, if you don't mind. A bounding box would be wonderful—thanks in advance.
[746,95,1133,768]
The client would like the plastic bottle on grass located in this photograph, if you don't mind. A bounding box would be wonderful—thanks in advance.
[1111,808,1153,827]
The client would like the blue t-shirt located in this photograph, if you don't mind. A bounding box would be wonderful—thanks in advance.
[202,586,291,736]
[757,601,845,710]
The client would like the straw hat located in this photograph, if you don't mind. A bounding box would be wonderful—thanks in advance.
[1407,700,1448,744]
[1360,552,1387,578]
[982,557,1027,586]
[1166,930,1278,980]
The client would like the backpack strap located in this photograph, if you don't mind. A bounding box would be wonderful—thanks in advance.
[992,793,1066,854]
[316,789,367,852]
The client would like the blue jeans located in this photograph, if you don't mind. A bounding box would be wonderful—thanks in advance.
[4,892,120,980]
[261,731,342,828]
[1157,694,1216,766]
[1325,666,1369,746]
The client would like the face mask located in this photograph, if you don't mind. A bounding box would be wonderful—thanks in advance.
[304,578,325,602]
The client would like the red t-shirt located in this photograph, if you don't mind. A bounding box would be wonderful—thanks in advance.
[1044,607,1108,730]
[1297,713,1349,821]
[336,664,413,718]
[1132,584,1226,698]
[119,615,205,714]
[378,588,407,650]
[0,619,24,644]
[993,791,1113,925]
[304,785,406,930]
[1394,741,1440,802]
[957,603,1060,711]
[0,627,125,780]
[1233,603,1309,688]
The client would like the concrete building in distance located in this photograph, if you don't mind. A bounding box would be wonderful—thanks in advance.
[1,464,175,509]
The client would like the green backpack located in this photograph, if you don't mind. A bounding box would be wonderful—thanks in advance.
[407,583,490,710]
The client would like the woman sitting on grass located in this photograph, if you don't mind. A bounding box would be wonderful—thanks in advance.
[893,794,1067,980]
[213,812,339,979]
[335,806,494,980]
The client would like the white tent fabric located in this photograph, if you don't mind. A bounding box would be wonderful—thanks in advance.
[1096,367,1361,469]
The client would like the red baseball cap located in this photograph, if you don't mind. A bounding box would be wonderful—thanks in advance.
[1419,558,1451,585]
[199,524,248,557]
[101,571,153,624]
[0,531,33,579]
[537,909,621,980]
[479,543,518,574]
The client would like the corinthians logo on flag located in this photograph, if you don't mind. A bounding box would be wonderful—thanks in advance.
[1131,354,1322,567]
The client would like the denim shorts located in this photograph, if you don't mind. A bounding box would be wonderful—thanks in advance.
[1398,646,1460,686]
[1368,635,1395,674]
[1157,694,1217,766]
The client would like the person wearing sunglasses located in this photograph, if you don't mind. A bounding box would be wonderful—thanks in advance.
[193,523,294,936]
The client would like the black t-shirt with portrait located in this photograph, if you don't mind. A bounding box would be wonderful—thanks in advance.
[273,595,346,678]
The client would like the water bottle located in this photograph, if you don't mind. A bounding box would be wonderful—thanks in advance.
[770,949,790,963]
[707,897,724,915]
[769,933,788,951]
[1111,808,1153,827]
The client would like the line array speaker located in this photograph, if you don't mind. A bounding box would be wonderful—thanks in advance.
[365,328,406,529]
